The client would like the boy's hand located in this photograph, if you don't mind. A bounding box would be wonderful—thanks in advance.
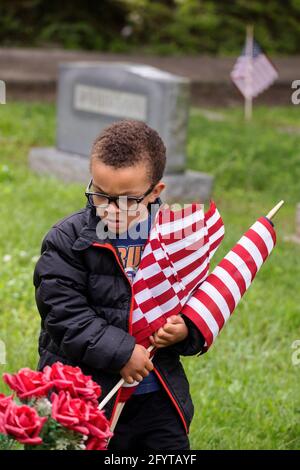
[120,344,153,384]
[149,315,188,349]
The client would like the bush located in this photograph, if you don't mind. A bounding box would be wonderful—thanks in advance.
[0,0,299,54]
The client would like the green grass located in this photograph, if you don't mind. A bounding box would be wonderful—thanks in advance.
[0,102,300,449]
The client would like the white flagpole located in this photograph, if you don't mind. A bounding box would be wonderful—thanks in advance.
[266,200,284,220]
[245,25,254,121]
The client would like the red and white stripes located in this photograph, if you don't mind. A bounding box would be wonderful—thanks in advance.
[131,201,224,347]
[181,217,276,350]
[119,201,224,400]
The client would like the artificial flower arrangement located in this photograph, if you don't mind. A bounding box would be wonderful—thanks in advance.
[0,362,112,450]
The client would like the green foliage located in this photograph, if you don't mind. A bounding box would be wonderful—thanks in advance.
[0,432,20,450]
[24,418,85,450]
[0,0,130,51]
[187,106,300,203]
[0,0,299,54]
[0,102,300,449]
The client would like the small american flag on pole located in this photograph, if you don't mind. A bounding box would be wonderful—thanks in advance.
[181,216,276,350]
[231,38,278,100]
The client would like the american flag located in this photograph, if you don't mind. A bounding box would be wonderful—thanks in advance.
[181,216,276,350]
[231,40,278,99]
[131,201,225,347]
[118,211,276,402]
[103,205,277,430]
[119,201,225,400]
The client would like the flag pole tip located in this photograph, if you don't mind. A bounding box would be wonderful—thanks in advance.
[266,200,284,220]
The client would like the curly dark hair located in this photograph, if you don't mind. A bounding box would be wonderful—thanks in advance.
[90,120,166,184]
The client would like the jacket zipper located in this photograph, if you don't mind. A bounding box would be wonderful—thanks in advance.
[153,367,188,434]
[92,242,134,334]
[92,241,188,433]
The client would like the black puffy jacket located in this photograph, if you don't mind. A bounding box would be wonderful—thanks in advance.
[33,199,204,433]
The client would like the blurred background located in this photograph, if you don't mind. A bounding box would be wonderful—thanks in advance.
[0,0,299,450]
[1,0,300,54]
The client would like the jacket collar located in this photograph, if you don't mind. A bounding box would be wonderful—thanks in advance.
[72,197,162,251]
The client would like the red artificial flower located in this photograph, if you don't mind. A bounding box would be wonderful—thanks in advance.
[51,391,94,435]
[2,401,47,445]
[85,409,113,441]
[51,390,112,450]
[85,435,110,451]
[1,364,110,450]
[3,368,53,399]
[0,393,13,413]
[43,362,101,403]
[0,412,6,435]
[85,409,113,450]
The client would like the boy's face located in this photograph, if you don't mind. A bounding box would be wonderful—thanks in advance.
[90,160,165,234]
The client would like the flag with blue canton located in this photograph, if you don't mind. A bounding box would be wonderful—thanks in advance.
[231,39,278,99]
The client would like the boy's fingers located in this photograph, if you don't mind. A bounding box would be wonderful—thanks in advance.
[156,327,174,340]
[154,333,173,344]
[141,368,150,377]
[124,376,135,384]
[153,340,169,349]
[156,327,164,337]
[133,374,144,382]
[167,315,178,323]
[149,335,155,345]
[145,358,154,371]
[167,315,184,324]
[153,336,171,346]
[162,323,178,334]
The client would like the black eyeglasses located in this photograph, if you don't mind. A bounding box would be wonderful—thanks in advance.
[85,179,155,212]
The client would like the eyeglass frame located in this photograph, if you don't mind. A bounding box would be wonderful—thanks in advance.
[85,178,156,211]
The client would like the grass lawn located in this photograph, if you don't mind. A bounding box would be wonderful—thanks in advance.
[0,102,299,449]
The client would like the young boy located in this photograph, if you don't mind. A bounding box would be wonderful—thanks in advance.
[34,120,204,451]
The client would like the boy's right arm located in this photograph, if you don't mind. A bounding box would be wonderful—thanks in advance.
[34,227,139,375]
[120,344,153,384]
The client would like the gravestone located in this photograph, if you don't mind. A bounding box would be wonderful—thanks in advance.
[29,62,213,202]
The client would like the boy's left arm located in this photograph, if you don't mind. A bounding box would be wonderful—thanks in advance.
[150,315,205,356]
[169,316,205,356]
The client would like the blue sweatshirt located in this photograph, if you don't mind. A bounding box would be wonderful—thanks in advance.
[114,215,161,395]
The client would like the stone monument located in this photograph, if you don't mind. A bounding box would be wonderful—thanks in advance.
[29,62,213,202]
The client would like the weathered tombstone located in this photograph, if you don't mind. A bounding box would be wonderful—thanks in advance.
[29,62,213,202]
